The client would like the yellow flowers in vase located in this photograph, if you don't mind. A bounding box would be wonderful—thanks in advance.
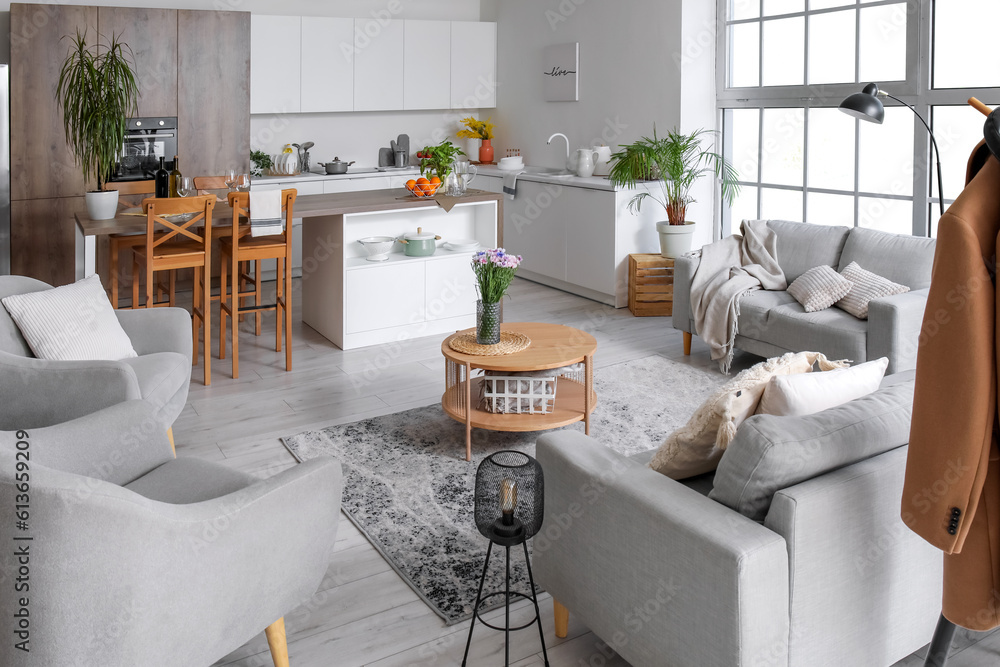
[456,117,495,141]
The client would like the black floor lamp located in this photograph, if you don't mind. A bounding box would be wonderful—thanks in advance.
[839,82,944,236]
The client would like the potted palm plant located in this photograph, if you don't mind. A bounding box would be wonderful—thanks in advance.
[57,29,138,220]
[608,127,739,258]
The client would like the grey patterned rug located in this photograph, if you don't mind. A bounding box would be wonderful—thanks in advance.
[281,355,723,625]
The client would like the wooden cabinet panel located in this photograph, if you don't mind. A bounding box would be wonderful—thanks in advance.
[178,10,250,182]
[11,197,86,286]
[10,4,97,201]
[250,15,300,114]
[301,18,354,112]
[353,18,404,111]
[98,7,177,117]
[451,22,496,109]
[403,20,450,110]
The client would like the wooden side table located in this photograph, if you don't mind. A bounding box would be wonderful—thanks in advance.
[628,253,674,317]
[441,322,597,461]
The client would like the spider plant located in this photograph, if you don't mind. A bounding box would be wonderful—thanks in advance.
[608,127,740,225]
[56,29,138,192]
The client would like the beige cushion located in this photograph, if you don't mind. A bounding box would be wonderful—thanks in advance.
[787,265,853,313]
[1,275,137,361]
[757,357,888,417]
[836,261,909,319]
[648,351,849,480]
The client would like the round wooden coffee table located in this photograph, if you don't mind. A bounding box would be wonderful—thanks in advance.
[441,322,597,461]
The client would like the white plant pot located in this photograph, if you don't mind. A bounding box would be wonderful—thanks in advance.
[656,221,696,259]
[85,190,119,221]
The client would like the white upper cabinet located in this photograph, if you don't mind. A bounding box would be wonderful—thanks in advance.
[450,22,496,109]
[403,20,451,110]
[250,15,301,114]
[301,18,355,113]
[353,18,404,111]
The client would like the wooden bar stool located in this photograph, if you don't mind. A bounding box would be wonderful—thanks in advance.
[193,175,261,334]
[219,189,296,379]
[132,195,216,386]
[107,181,174,309]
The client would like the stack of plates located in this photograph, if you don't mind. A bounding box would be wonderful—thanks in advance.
[498,156,524,171]
[444,239,480,252]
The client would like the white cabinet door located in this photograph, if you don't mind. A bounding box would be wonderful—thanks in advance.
[346,262,424,333]
[250,15,301,114]
[403,20,450,110]
[301,18,354,112]
[477,175,502,194]
[564,189,617,295]
[503,180,566,280]
[425,255,477,321]
[450,22,496,109]
[323,177,392,194]
[353,18,404,111]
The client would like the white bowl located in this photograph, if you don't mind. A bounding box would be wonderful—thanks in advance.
[358,236,396,261]
[444,239,480,252]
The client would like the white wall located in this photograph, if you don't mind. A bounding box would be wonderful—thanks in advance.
[490,0,719,246]
[1,0,488,170]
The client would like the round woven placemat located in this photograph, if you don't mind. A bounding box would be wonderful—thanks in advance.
[449,331,531,356]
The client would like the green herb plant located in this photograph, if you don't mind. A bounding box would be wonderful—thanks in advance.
[250,150,274,177]
[56,29,138,192]
[416,140,465,181]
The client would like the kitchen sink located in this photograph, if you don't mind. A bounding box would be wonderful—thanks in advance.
[521,166,576,178]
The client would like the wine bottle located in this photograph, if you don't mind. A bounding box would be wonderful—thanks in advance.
[168,155,181,197]
[154,157,169,198]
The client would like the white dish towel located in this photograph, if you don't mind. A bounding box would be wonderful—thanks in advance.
[249,189,283,237]
[502,170,524,200]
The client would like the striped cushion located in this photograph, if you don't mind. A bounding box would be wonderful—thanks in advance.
[1,275,137,361]
[836,261,909,319]
[786,265,853,313]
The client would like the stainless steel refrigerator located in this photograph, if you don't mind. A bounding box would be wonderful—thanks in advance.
[0,65,8,275]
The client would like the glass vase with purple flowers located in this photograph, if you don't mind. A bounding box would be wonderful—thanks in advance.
[471,248,522,345]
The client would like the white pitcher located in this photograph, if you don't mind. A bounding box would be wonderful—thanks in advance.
[575,148,598,178]
[593,144,613,176]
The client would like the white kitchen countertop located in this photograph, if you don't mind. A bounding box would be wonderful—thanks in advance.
[476,165,622,192]
[254,166,420,185]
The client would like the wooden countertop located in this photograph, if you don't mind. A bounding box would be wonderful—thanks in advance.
[76,188,503,237]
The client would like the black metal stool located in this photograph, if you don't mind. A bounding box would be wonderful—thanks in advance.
[462,450,549,667]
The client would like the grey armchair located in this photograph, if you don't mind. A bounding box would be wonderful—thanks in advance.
[0,400,342,667]
[0,276,192,436]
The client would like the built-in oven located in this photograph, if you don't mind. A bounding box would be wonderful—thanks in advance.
[110,117,178,182]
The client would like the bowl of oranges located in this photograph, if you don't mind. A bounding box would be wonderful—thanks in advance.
[404,176,444,198]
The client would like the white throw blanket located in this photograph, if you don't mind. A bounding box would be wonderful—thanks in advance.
[688,219,786,373]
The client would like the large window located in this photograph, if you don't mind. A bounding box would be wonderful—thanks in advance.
[719,0,1000,237]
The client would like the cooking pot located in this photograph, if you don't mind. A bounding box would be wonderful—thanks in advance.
[399,227,441,257]
[320,157,355,174]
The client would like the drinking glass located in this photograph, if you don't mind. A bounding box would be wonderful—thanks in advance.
[225,168,238,191]
[176,176,194,197]
[236,174,251,192]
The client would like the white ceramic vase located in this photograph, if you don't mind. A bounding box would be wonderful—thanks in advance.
[656,221,696,259]
[85,190,119,221]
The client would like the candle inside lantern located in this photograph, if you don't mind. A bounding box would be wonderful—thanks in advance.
[499,478,518,525]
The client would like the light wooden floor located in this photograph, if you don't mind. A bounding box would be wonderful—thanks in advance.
[174,277,999,667]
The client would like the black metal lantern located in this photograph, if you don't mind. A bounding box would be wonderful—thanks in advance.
[462,451,548,666]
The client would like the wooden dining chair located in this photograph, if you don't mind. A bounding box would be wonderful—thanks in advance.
[219,189,296,379]
[193,175,261,334]
[106,180,174,309]
[132,195,216,386]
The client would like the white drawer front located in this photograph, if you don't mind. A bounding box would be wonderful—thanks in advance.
[345,262,425,334]
[425,255,477,321]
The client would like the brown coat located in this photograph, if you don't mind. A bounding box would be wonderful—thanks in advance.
[903,154,1000,631]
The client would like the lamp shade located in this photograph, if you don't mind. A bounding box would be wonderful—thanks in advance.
[839,83,884,124]
[473,450,544,546]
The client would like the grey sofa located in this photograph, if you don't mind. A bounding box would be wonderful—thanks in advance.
[0,399,342,667]
[0,275,192,431]
[534,376,942,667]
[673,222,936,374]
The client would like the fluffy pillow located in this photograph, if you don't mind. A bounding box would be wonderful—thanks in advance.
[1,275,137,361]
[836,262,909,319]
[756,357,888,417]
[786,265,853,313]
[709,379,914,521]
[648,351,849,480]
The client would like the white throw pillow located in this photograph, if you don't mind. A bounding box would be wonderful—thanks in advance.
[648,351,850,480]
[2,275,138,361]
[787,265,853,313]
[756,357,888,417]
[836,262,909,319]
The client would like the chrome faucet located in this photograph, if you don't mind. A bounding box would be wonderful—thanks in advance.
[547,133,569,168]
